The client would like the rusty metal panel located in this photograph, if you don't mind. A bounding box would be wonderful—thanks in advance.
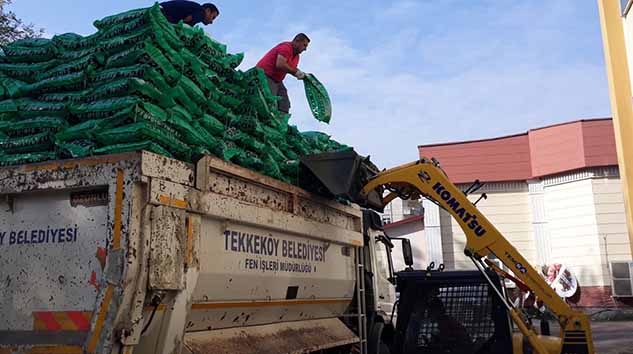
[0,153,143,195]
[195,155,362,234]
[149,178,190,210]
[149,206,186,290]
[0,155,145,354]
[140,151,195,187]
[183,318,358,354]
[190,190,362,246]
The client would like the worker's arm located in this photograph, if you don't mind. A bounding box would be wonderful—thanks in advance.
[275,54,305,79]
[275,54,297,74]
[361,159,594,354]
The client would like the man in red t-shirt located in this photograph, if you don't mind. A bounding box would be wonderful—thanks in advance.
[256,33,310,114]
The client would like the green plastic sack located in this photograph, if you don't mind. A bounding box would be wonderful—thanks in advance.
[301,131,331,150]
[152,34,185,69]
[303,74,332,124]
[234,150,264,170]
[98,16,150,40]
[0,99,18,118]
[56,45,103,61]
[206,100,229,118]
[56,139,96,158]
[70,96,143,120]
[86,78,173,108]
[261,124,285,142]
[170,86,202,116]
[55,113,130,142]
[6,38,52,48]
[0,77,27,98]
[179,76,207,106]
[38,90,90,103]
[36,54,101,81]
[95,65,147,81]
[260,154,283,179]
[93,140,174,158]
[96,121,191,159]
[210,140,241,161]
[199,114,225,135]
[106,41,181,83]
[179,48,208,77]
[264,142,288,163]
[52,32,101,50]
[17,100,68,118]
[167,108,219,148]
[2,42,57,63]
[219,53,244,69]
[0,60,59,83]
[98,26,153,54]
[24,71,90,95]
[0,116,67,137]
[0,132,53,154]
[224,127,265,153]
[94,65,171,93]
[94,6,150,30]
[228,114,264,138]
[0,151,57,166]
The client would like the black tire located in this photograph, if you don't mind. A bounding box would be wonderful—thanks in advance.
[368,322,391,354]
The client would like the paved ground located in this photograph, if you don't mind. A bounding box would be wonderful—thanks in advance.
[545,320,633,354]
[591,321,633,354]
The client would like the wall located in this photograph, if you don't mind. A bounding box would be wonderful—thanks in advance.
[387,221,428,272]
[440,182,534,270]
[592,173,633,287]
[543,176,603,286]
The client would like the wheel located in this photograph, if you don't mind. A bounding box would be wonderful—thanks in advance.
[368,322,391,354]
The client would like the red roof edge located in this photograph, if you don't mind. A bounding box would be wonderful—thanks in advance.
[383,215,424,230]
[417,117,612,149]
[417,132,526,149]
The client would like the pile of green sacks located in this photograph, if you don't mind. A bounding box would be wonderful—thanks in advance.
[0,3,348,185]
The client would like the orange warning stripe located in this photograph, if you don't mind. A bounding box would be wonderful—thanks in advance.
[113,169,124,250]
[32,311,92,331]
[159,194,188,208]
[0,346,83,354]
[143,298,351,312]
[86,284,114,353]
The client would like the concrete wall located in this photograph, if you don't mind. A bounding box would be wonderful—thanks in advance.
[387,221,428,272]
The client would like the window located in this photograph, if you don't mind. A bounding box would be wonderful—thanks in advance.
[381,215,392,225]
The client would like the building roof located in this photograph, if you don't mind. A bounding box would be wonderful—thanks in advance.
[418,118,618,184]
[383,215,424,230]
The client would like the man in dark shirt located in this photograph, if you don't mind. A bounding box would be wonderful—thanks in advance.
[160,1,219,26]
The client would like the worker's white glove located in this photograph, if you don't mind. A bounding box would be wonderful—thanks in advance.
[295,69,306,80]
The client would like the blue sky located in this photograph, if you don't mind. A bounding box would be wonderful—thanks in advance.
[10,1,611,167]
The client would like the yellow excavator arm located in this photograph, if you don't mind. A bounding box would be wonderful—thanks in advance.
[360,158,594,354]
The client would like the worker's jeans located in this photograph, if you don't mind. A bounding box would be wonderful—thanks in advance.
[266,78,291,114]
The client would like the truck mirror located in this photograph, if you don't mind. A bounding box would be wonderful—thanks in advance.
[401,238,414,268]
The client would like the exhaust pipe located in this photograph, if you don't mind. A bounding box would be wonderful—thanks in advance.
[299,150,386,211]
